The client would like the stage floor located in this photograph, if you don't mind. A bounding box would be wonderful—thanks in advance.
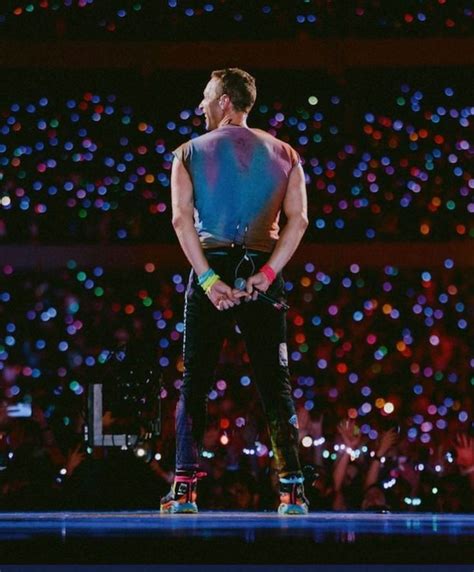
[0,511,473,564]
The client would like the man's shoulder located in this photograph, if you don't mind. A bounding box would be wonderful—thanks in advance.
[173,131,216,161]
[250,128,295,150]
[250,128,300,166]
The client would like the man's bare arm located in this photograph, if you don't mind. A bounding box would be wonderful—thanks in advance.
[171,158,238,310]
[244,163,308,296]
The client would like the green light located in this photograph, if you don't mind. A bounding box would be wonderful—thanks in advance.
[69,381,79,391]
[79,209,87,218]
[259,105,269,113]
[308,96,318,106]
[143,297,152,307]
[434,371,444,381]
[63,417,70,426]
[446,200,455,210]
[356,278,365,287]
[49,119,59,128]
[77,271,86,282]
[122,116,131,125]
[299,344,309,353]
[312,134,322,143]
[397,97,405,106]
[26,4,34,12]
[133,3,142,10]
[94,287,104,297]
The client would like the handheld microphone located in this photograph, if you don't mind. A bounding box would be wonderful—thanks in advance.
[234,277,289,311]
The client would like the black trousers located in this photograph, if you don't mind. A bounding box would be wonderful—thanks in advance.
[175,246,302,478]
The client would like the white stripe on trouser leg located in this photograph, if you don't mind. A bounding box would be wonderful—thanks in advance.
[278,342,288,367]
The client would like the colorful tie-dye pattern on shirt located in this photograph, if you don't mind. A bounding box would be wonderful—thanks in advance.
[173,126,300,253]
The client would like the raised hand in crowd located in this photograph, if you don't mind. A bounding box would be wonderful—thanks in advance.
[365,427,399,491]
[332,419,362,510]
[454,433,474,489]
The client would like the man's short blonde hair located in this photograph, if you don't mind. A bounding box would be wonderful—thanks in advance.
[211,68,257,113]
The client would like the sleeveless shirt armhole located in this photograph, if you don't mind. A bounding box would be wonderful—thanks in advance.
[291,148,302,167]
[172,142,191,165]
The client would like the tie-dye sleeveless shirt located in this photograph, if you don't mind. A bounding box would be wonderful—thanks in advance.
[173,125,301,253]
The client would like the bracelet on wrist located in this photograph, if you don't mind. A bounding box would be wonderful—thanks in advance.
[197,268,221,294]
[260,264,276,284]
[202,274,220,294]
[197,268,215,286]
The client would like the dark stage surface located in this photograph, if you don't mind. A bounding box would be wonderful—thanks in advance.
[0,511,473,565]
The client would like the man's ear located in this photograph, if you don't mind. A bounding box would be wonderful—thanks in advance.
[219,94,230,109]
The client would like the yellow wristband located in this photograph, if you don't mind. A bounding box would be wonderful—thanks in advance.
[203,274,220,294]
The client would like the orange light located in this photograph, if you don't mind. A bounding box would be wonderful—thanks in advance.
[145,174,155,184]
[375,398,385,409]
[348,408,358,419]
[124,304,135,315]
[420,223,430,235]
[396,341,406,352]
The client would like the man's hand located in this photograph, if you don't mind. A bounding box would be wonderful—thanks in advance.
[376,427,399,457]
[337,419,362,450]
[242,271,272,301]
[207,279,242,311]
[454,433,474,469]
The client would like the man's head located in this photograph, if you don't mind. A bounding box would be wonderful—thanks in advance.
[199,67,257,131]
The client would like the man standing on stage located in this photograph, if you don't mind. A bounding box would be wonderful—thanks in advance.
[161,68,309,515]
